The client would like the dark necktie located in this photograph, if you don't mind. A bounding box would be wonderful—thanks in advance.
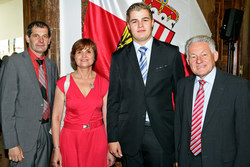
[190,80,206,156]
[36,59,49,120]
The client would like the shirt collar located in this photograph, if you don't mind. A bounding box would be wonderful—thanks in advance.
[195,67,217,84]
[133,37,153,53]
[28,48,45,62]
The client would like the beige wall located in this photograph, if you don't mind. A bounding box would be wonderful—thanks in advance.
[0,0,24,57]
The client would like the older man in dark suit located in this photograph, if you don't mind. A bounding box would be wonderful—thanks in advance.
[0,21,58,167]
[175,35,250,167]
[107,2,185,167]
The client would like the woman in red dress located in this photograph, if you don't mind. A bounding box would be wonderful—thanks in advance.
[51,39,115,167]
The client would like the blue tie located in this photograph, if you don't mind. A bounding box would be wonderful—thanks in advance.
[139,46,148,85]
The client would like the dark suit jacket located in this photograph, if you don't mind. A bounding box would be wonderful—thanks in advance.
[107,38,185,159]
[175,68,250,167]
[0,50,58,151]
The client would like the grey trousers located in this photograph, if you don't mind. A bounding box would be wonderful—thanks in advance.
[10,123,52,167]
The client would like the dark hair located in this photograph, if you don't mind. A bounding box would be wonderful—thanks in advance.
[2,55,9,61]
[126,2,153,23]
[26,21,51,38]
[70,38,97,70]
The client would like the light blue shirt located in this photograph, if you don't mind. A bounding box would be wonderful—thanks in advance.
[192,67,216,129]
[133,37,153,122]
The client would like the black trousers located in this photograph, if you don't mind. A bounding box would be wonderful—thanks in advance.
[121,126,173,167]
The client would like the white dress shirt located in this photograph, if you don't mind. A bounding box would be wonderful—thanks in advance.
[192,67,217,129]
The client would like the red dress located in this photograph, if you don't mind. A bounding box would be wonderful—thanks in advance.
[57,73,109,167]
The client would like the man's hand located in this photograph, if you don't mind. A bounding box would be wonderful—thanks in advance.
[8,146,24,162]
[108,142,123,158]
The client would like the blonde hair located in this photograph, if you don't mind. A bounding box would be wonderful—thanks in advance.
[126,2,153,23]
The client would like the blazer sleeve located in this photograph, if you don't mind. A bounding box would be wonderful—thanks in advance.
[107,52,121,143]
[234,79,250,166]
[0,58,19,149]
[172,48,185,100]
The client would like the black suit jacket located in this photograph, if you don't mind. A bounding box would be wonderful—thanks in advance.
[107,38,185,158]
[175,68,250,167]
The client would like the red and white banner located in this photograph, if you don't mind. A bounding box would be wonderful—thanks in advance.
[83,0,211,79]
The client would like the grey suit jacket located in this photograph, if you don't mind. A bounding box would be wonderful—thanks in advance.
[0,49,58,151]
[175,68,250,167]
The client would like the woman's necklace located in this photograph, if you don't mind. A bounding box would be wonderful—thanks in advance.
[89,72,95,89]
[90,83,94,89]
[76,71,94,89]
[90,80,94,89]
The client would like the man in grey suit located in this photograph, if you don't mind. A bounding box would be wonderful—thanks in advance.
[175,35,250,167]
[0,21,58,166]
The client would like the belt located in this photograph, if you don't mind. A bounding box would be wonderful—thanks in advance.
[64,120,103,130]
[40,119,49,124]
[145,121,151,127]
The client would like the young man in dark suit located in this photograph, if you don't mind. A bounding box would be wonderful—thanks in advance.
[175,35,250,167]
[107,2,185,167]
[0,21,58,167]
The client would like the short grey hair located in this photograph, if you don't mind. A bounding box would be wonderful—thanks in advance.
[185,35,216,59]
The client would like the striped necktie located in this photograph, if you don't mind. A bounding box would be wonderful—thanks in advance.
[36,59,49,120]
[138,46,148,85]
[190,80,206,156]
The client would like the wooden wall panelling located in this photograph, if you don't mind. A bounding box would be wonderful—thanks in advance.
[82,0,89,35]
[23,0,60,73]
[213,0,250,81]
[45,0,60,69]
[239,0,250,80]
[215,1,228,71]
[197,0,216,38]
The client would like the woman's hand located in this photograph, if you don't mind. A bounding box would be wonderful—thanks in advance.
[52,149,62,167]
[107,151,116,167]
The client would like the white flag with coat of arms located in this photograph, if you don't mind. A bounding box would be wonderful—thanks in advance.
[83,0,211,79]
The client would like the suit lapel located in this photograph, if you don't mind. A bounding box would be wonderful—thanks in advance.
[203,69,226,130]
[126,43,145,88]
[146,38,159,88]
[22,50,42,97]
[187,76,196,125]
[45,57,52,101]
